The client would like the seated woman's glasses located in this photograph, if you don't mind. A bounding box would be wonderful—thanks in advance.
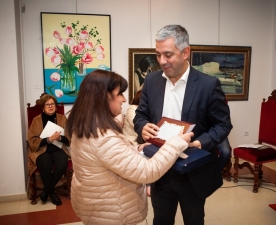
[45,103,55,107]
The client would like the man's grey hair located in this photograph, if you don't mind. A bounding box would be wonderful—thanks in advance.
[155,25,189,51]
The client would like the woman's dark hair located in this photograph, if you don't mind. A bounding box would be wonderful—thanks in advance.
[66,69,128,139]
[138,56,155,72]
[131,90,142,105]
[39,94,57,108]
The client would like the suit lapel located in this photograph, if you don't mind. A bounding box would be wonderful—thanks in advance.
[182,67,198,121]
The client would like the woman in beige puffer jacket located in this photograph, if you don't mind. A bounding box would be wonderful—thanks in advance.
[66,70,193,225]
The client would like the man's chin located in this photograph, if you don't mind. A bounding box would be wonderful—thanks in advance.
[162,68,173,75]
[164,72,173,78]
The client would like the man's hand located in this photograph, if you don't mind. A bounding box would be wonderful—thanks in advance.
[177,131,194,144]
[142,123,159,141]
[189,140,201,149]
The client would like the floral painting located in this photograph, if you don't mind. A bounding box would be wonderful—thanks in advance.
[41,13,111,103]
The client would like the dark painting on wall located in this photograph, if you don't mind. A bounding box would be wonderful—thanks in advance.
[190,45,252,101]
[128,48,161,103]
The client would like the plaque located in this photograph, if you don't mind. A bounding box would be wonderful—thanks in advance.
[148,117,196,147]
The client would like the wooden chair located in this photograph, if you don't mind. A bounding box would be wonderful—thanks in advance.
[27,101,73,204]
[233,90,276,192]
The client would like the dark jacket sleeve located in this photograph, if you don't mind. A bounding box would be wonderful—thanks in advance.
[133,71,162,144]
[188,77,232,151]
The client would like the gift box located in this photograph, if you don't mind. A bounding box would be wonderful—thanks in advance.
[143,144,211,174]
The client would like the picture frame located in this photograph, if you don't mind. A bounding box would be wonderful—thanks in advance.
[190,45,252,101]
[128,48,161,103]
[41,12,111,104]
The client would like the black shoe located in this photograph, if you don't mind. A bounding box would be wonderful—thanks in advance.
[49,193,62,206]
[40,191,48,203]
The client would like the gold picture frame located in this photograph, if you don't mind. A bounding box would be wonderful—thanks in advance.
[128,48,161,103]
[190,45,252,101]
[128,45,251,102]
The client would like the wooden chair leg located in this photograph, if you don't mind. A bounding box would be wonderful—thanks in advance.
[252,164,263,193]
[259,164,263,180]
[29,173,37,205]
[233,156,239,183]
[65,169,73,199]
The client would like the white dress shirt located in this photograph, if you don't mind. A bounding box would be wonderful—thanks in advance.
[162,64,190,120]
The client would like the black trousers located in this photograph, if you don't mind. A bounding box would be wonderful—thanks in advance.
[151,169,205,225]
[36,149,68,194]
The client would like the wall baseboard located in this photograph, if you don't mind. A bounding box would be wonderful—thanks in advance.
[0,193,27,203]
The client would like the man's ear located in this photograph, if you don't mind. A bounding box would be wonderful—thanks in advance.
[183,46,190,60]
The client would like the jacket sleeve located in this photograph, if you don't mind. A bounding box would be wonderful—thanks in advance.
[94,131,188,184]
[28,116,43,152]
[133,77,152,144]
[193,78,232,151]
[57,114,70,147]
[125,107,136,129]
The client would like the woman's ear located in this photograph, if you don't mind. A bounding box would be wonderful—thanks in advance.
[107,92,112,100]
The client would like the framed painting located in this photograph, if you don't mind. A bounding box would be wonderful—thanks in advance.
[128,48,161,103]
[41,12,111,104]
[190,45,252,101]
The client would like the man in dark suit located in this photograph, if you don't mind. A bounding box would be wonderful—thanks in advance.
[134,25,232,225]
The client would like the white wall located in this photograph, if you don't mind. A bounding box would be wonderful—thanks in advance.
[0,0,275,197]
[220,0,274,147]
[0,0,25,197]
[273,0,276,91]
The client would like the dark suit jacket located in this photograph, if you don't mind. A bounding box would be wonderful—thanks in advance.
[134,67,233,199]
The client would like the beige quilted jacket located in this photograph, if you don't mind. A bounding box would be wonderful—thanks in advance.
[122,105,138,145]
[70,129,188,225]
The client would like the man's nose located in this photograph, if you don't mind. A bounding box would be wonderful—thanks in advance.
[159,55,167,65]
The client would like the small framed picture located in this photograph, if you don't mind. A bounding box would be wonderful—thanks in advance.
[128,48,161,103]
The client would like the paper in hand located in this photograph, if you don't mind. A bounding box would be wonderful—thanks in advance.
[40,121,64,148]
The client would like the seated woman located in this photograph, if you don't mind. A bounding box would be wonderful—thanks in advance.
[66,70,194,225]
[28,94,70,206]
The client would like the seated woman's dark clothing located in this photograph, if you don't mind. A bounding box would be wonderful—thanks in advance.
[38,112,69,191]
[28,95,70,206]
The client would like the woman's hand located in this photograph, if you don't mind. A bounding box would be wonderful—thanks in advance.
[137,142,151,152]
[49,131,62,142]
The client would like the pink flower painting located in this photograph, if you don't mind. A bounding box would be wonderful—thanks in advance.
[44,20,106,98]
[42,13,111,103]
